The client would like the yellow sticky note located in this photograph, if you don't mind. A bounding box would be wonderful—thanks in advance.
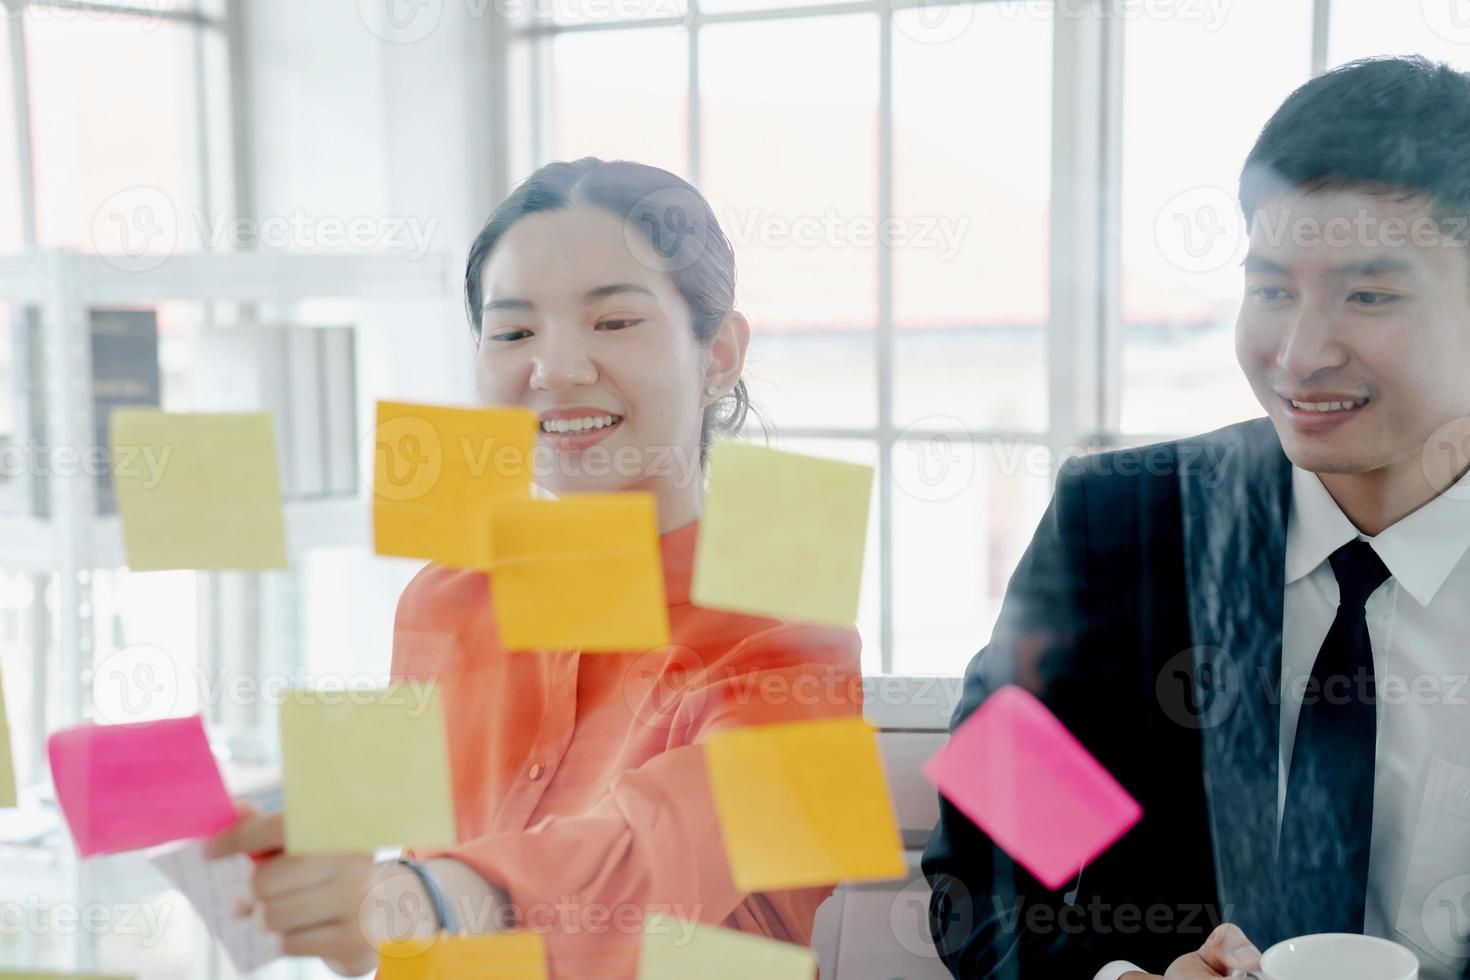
[705,717,906,891]
[490,493,669,652]
[692,443,872,626]
[379,933,547,979]
[373,401,536,569]
[0,663,15,808]
[280,685,455,854]
[111,410,287,571]
[638,919,815,979]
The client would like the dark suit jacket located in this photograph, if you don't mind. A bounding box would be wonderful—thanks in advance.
[922,418,1300,977]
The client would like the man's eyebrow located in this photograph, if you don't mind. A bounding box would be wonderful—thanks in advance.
[1332,256,1416,278]
[483,297,533,313]
[584,283,655,302]
[1242,253,1292,276]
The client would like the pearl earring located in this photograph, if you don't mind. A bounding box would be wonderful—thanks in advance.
[706,385,721,397]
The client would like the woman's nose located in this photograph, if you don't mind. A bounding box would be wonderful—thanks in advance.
[529,336,598,391]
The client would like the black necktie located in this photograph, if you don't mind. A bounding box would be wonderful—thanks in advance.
[1277,539,1392,937]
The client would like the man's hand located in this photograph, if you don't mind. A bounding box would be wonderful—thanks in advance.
[203,804,433,978]
[1121,923,1263,979]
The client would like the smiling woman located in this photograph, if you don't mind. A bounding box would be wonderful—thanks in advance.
[468,158,755,468]
[204,159,864,980]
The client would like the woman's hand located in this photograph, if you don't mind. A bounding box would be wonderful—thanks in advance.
[203,805,435,978]
[1121,923,1263,979]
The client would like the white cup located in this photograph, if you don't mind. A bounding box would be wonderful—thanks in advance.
[1240,933,1419,980]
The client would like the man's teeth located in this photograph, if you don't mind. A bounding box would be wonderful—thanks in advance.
[1290,398,1368,413]
[540,414,621,434]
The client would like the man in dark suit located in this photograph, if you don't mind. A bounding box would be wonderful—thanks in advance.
[923,56,1470,979]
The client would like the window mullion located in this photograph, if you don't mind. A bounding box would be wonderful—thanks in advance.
[877,0,895,674]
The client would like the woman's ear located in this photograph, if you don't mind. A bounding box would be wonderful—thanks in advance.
[703,310,751,404]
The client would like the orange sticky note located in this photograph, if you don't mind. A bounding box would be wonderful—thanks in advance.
[379,932,547,979]
[705,717,906,892]
[489,493,669,652]
[373,401,536,569]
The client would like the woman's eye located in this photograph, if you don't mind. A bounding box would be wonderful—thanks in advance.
[1249,287,1291,303]
[488,328,533,342]
[1350,290,1398,307]
[596,318,643,332]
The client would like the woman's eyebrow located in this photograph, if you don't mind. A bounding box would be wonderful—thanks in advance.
[483,297,532,313]
[584,283,655,302]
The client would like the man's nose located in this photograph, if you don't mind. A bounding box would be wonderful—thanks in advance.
[1276,304,1348,380]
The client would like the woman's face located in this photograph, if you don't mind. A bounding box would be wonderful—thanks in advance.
[474,204,730,506]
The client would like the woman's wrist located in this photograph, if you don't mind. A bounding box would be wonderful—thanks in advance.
[422,857,513,933]
[364,860,441,947]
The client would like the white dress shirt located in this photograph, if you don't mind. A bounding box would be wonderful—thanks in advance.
[1097,464,1470,980]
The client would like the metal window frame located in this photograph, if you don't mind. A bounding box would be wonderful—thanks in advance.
[502,0,1118,674]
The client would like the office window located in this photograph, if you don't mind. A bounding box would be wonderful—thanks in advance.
[0,20,22,253]
[702,15,880,430]
[25,13,196,255]
[507,1,1056,674]
[1330,0,1470,68]
[482,0,1470,678]
[1119,0,1313,437]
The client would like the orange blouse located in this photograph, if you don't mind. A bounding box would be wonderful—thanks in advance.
[390,518,863,978]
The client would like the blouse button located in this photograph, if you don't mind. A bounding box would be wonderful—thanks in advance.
[528,762,545,781]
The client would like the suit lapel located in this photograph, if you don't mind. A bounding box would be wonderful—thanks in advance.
[1178,419,1292,943]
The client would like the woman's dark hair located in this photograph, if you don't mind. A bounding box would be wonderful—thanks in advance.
[465,157,757,467]
[1240,56,1470,254]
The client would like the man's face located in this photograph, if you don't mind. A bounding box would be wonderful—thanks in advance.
[1236,187,1470,477]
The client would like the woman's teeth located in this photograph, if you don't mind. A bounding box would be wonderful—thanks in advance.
[1290,398,1368,413]
[540,414,622,434]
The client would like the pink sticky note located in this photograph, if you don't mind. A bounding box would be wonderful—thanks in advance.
[48,715,236,857]
[923,685,1142,890]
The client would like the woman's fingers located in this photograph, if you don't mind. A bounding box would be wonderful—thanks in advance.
[258,875,365,934]
[253,852,366,901]
[203,806,284,860]
[277,920,371,966]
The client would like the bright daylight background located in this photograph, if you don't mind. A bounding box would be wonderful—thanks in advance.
[0,0,1467,975]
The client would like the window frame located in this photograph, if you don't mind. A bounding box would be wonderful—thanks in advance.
[497,0,1344,674]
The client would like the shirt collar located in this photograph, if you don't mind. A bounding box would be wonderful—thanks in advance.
[1286,464,1470,607]
[1285,465,1358,587]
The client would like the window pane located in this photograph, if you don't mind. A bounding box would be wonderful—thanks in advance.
[893,2,1051,433]
[89,570,200,726]
[0,18,23,252]
[550,28,689,177]
[1330,0,1470,68]
[0,571,51,793]
[892,438,1051,675]
[773,437,881,675]
[505,0,684,27]
[25,13,194,254]
[1119,0,1311,434]
[701,15,878,431]
[699,0,862,10]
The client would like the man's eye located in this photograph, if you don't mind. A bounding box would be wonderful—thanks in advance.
[1350,291,1398,307]
[596,319,643,331]
[1250,287,1291,303]
[488,328,533,342]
